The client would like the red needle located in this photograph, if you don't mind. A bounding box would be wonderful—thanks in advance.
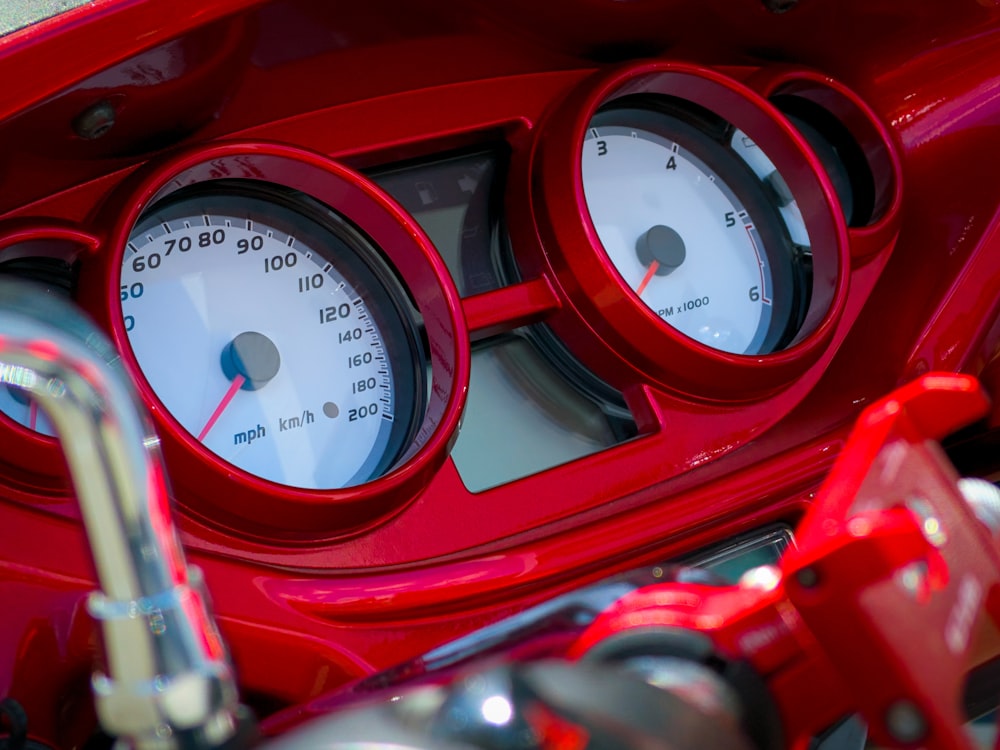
[197,374,246,441]
[636,261,660,296]
[28,400,38,432]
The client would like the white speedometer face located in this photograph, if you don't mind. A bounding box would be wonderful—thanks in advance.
[582,108,805,355]
[120,185,423,489]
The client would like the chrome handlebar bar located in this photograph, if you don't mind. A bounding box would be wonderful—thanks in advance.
[0,281,251,750]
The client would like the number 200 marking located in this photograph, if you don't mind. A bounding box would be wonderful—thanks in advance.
[349,403,378,421]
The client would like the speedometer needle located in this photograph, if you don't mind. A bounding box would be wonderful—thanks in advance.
[636,261,660,296]
[197,374,246,441]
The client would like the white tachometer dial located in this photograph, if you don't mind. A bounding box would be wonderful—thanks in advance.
[120,185,423,489]
[582,109,805,355]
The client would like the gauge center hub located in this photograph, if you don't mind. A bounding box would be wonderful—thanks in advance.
[637,224,686,275]
[222,331,281,391]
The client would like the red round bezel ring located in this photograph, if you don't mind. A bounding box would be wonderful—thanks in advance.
[0,223,100,485]
[94,141,469,537]
[524,61,850,400]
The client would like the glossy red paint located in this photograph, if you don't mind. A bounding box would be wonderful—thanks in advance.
[562,374,1000,749]
[260,374,999,745]
[0,1,999,747]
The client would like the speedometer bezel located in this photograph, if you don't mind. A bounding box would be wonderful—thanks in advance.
[86,141,470,538]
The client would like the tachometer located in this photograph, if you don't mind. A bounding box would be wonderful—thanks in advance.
[120,182,424,490]
[510,63,851,400]
[581,108,806,355]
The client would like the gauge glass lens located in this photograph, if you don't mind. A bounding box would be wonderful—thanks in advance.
[0,383,55,436]
[582,110,803,355]
[0,255,78,437]
[120,184,423,489]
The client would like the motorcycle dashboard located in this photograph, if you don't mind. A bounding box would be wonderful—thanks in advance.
[0,0,999,736]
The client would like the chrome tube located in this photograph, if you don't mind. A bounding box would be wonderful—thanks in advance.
[0,281,247,750]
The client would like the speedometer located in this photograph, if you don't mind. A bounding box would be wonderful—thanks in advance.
[120,182,424,490]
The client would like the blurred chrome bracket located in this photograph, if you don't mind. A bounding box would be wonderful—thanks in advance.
[0,281,249,750]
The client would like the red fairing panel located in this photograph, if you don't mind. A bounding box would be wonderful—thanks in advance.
[1,0,1000,747]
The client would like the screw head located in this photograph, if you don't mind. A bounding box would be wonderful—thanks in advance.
[762,0,799,12]
[885,700,927,744]
[795,567,819,589]
[73,100,117,140]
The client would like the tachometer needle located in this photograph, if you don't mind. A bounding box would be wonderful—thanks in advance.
[28,400,38,432]
[636,261,660,296]
[197,374,246,441]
